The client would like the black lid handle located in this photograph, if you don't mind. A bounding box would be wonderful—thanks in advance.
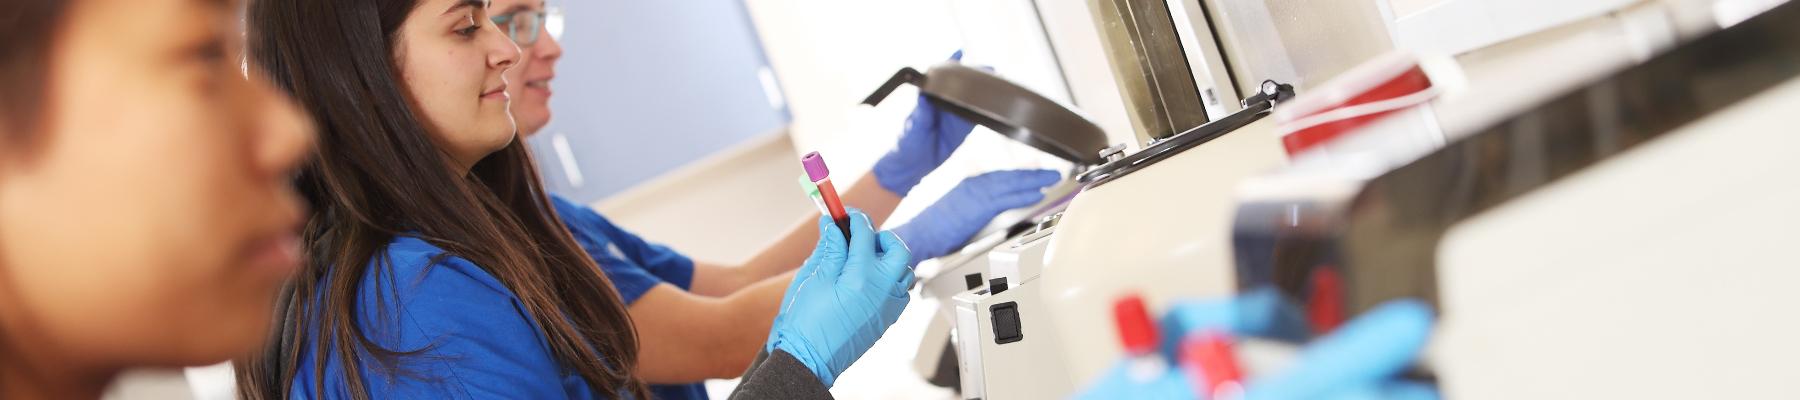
[861,67,926,107]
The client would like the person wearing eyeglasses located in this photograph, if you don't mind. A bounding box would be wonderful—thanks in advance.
[485,1,1063,398]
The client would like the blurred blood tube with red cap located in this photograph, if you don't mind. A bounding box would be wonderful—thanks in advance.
[1183,331,1247,399]
[1113,293,1254,399]
[1112,294,1167,382]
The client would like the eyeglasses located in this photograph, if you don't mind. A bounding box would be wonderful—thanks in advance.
[490,6,564,46]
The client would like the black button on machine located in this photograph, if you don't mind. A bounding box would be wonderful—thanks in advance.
[991,301,1023,344]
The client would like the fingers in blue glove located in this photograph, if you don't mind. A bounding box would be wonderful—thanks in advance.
[1074,359,1196,400]
[1074,297,1436,400]
[770,214,855,352]
[818,213,855,281]
[787,214,849,297]
[795,214,839,282]
[1374,382,1441,400]
[817,213,845,247]
[974,168,1061,187]
[1157,288,1311,360]
[890,169,1064,264]
[788,212,855,303]
[979,167,1058,190]
[1313,382,1441,400]
[945,50,996,73]
[876,230,914,296]
[976,169,1062,210]
[1247,300,1434,400]
[777,219,830,314]
[843,209,878,286]
[911,95,977,140]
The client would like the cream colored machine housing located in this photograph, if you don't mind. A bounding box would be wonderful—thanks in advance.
[1433,74,1800,399]
[950,223,1067,400]
[921,1,1308,398]
[924,0,1779,399]
[936,119,1286,400]
[924,1,1347,397]
[1036,119,1288,387]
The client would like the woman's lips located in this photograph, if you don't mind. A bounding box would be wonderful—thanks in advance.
[524,79,552,97]
[245,231,301,276]
[481,84,510,100]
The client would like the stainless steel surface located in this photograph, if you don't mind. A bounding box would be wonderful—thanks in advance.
[1032,0,1146,151]
[1099,143,1128,162]
[1088,0,1213,142]
[1166,0,1246,120]
[1077,80,1290,186]
[864,64,1111,165]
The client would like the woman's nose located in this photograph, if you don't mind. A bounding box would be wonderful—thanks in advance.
[247,77,314,179]
[533,23,563,61]
[488,25,521,71]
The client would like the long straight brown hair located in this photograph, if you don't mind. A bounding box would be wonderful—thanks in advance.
[0,0,68,387]
[234,0,648,398]
[0,0,65,147]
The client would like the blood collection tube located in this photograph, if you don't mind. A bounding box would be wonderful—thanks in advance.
[800,152,852,241]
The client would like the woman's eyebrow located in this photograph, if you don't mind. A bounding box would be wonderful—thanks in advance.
[441,0,487,16]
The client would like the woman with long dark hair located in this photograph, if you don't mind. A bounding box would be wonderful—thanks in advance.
[236,0,914,398]
[0,0,314,397]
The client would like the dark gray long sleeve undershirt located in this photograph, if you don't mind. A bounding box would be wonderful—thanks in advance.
[726,350,833,400]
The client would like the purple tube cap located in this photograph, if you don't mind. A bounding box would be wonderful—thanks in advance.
[801,151,831,181]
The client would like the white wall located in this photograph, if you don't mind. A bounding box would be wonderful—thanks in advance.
[595,131,814,265]
[739,0,1082,232]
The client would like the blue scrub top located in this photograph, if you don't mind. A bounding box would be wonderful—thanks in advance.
[549,195,696,307]
[551,195,709,400]
[287,196,709,399]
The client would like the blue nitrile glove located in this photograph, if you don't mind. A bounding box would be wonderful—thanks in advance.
[1157,288,1313,360]
[1074,291,1439,400]
[872,51,981,196]
[765,209,916,387]
[892,169,1062,264]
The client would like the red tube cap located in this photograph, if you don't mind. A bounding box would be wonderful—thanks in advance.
[1112,294,1159,357]
[1181,331,1244,398]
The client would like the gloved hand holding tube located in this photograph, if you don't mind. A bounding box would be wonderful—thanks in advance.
[1075,289,1439,400]
[764,209,915,387]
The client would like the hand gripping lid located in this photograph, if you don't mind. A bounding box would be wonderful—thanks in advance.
[863,63,1110,165]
